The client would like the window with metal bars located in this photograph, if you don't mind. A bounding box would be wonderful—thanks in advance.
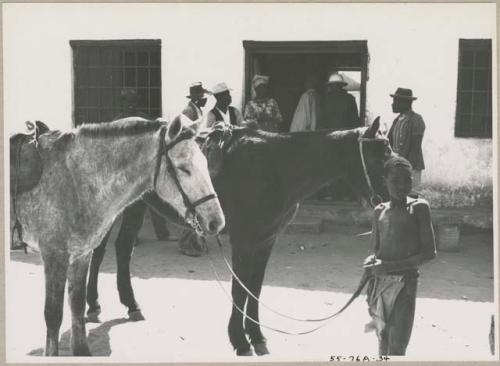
[70,39,162,126]
[455,39,492,138]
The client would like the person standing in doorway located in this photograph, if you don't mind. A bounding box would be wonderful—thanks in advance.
[206,82,244,128]
[387,88,426,190]
[289,71,323,132]
[321,72,360,130]
[244,74,283,132]
[318,73,360,200]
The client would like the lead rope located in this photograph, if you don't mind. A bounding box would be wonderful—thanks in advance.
[204,234,372,335]
[358,137,382,207]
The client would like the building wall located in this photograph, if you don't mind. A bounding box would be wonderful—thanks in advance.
[4,3,496,205]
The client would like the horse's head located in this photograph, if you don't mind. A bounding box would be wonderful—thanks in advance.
[154,115,225,236]
[347,117,392,208]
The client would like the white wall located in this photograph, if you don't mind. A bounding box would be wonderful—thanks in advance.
[3,3,496,189]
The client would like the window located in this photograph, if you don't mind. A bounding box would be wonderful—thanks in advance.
[243,41,369,131]
[70,40,162,126]
[455,39,492,138]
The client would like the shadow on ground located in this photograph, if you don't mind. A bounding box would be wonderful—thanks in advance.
[10,218,494,302]
[28,317,129,356]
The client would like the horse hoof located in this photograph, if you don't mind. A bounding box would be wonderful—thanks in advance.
[253,342,270,356]
[236,347,253,356]
[85,311,102,323]
[128,310,145,321]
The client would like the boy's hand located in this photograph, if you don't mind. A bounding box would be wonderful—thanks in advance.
[363,254,377,266]
[364,258,386,275]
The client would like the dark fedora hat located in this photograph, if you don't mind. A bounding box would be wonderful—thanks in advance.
[390,87,417,100]
[187,82,210,99]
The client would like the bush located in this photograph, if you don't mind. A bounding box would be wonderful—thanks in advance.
[418,183,492,208]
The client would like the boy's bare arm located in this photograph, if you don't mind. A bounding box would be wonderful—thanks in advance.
[383,200,436,273]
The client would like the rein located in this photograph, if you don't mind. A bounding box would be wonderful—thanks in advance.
[358,136,383,207]
[206,234,372,335]
[154,126,218,233]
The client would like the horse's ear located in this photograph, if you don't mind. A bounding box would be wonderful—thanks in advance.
[167,115,183,140]
[363,116,380,138]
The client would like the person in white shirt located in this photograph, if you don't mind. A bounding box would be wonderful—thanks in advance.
[206,82,243,128]
[289,71,322,132]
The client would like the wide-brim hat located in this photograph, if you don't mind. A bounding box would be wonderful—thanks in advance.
[187,82,210,99]
[390,87,417,100]
[212,82,232,95]
[252,74,270,88]
[327,73,348,86]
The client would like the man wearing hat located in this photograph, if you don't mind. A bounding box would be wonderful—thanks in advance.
[177,82,211,257]
[206,82,243,128]
[182,82,210,121]
[388,88,426,188]
[321,72,360,131]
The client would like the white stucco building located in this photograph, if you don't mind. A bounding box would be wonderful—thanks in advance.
[3,3,496,207]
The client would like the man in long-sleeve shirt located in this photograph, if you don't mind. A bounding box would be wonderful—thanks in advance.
[387,88,426,189]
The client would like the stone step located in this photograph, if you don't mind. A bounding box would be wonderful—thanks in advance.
[286,216,324,234]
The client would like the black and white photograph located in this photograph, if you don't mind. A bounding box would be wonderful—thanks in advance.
[4,2,498,363]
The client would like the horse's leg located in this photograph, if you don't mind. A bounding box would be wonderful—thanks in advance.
[149,207,170,240]
[228,242,255,356]
[244,238,275,356]
[67,253,92,356]
[86,228,112,323]
[42,249,69,356]
[116,200,147,320]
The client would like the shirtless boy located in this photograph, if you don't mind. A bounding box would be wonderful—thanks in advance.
[363,156,436,356]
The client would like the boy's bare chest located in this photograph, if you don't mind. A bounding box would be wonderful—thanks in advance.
[377,208,420,260]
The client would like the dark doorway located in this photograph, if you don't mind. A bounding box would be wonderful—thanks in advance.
[243,41,368,132]
[70,39,162,126]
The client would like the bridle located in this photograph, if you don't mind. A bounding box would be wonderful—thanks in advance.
[358,135,386,207]
[153,126,218,235]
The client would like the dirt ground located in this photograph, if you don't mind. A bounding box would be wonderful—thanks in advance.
[6,215,497,363]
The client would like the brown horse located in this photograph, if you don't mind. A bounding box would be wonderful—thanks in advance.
[10,116,225,356]
[86,118,391,355]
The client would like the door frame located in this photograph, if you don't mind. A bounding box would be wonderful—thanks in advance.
[243,40,369,124]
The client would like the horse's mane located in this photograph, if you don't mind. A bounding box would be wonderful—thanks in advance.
[77,118,164,138]
[42,118,196,153]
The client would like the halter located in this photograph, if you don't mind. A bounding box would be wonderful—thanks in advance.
[153,126,218,233]
[358,136,384,207]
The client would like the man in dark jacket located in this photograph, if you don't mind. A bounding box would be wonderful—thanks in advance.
[321,72,360,130]
[388,88,426,189]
